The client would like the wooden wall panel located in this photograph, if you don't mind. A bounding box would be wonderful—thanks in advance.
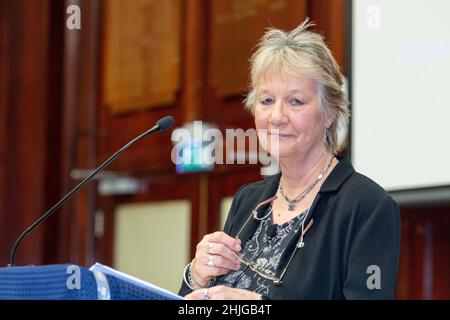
[396,207,450,299]
[103,0,181,114]
[0,0,58,266]
[309,0,346,69]
[41,0,66,264]
[52,0,103,267]
[396,211,425,299]
[60,0,83,265]
[96,0,209,263]
[0,0,10,264]
[432,212,450,299]
[73,0,102,267]
[180,0,209,122]
[209,0,308,97]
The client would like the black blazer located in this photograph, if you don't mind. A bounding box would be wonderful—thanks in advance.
[179,157,401,299]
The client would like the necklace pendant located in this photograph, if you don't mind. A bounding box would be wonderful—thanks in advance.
[288,203,296,211]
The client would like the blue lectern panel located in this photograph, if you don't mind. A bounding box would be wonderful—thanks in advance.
[0,264,97,300]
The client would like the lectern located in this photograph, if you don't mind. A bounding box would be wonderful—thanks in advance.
[0,264,181,300]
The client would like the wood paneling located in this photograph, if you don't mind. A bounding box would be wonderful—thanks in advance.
[103,0,181,114]
[0,0,61,266]
[74,0,101,267]
[0,0,11,264]
[57,0,102,267]
[181,0,209,122]
[60,0,83,265]
[309,0,346,69]
[42,0,66,264]
[209,0,308,97]
[396,207,450,299]
[432,212,450,299]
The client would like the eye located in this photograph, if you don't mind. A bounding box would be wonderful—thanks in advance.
[260,97,274,106]
[289,97,304,106]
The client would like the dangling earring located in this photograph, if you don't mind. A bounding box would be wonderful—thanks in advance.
[323,127,330,151]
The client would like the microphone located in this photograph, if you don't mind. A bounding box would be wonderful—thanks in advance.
[155,115,175,132]
[266,224,277,239]
[7,115,175,267]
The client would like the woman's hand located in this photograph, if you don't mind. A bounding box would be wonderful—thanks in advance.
[185,285,261,300]
[191,231,241,288]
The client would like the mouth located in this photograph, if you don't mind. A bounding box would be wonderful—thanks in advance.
[268,132,295,139]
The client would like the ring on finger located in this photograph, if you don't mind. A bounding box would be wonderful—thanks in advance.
[207,255,215,267]
[207,242,214,254]
[203,288,209,300]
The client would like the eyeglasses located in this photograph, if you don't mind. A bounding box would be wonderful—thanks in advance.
[233,198,315,285]
[233,250,281,283]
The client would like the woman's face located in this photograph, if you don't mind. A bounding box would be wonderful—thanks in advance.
[254,72,330,161]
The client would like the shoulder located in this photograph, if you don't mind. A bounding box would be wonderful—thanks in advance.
[337,171,399,223]
[323,157,395,210]
[343,171,388,200]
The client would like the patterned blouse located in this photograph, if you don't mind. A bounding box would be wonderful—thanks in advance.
[215,206,307,295]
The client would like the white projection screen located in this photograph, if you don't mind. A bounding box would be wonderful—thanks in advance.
[351,0,450,192]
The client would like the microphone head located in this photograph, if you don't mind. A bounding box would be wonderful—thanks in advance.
[156,116,175,132]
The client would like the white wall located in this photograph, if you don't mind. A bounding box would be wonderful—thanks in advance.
[352,0,450,190]
[220,197,233,230]
[113,200,191,293]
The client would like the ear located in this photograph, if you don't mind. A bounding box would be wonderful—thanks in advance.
[324,112,336,129]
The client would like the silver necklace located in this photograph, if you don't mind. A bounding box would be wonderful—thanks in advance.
[279,155,334,211]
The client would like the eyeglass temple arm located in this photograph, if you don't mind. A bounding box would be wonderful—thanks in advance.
[235,195,278,240]
[299,219,314,246]
[275,219,314,285]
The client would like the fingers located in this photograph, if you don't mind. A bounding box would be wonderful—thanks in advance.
[185,286,261,300]
[191,231,242,285]
[208,231,241,252]
[185,288,209,300]
[198,252,240,271]
[198,232,242,266]
[205,242,240,268]
[193,258,229,278]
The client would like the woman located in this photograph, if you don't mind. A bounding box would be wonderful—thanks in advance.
[179,19,400,300]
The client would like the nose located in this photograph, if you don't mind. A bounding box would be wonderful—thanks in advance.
[269,101,288,126]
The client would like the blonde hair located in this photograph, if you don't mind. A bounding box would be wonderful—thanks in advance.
[245,19,350,154]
